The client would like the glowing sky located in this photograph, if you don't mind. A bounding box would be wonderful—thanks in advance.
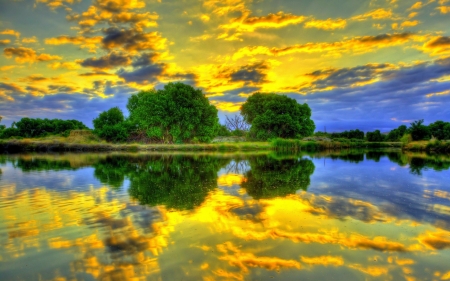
[1,0,450,131]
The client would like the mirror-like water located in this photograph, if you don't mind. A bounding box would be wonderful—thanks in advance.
[1,150,450,281]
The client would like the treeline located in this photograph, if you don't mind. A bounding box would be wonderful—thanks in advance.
[0,117,87,139]
[315,120,450,142]
[1,82,316,143]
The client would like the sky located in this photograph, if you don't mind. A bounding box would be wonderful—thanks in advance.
[0,0,450,132]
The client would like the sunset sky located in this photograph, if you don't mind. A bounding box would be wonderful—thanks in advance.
[1,0,450,132]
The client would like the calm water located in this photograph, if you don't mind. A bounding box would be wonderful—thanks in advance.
[0,150,450,281]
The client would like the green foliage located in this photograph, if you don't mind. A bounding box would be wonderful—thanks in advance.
[271,138,302,152]
[93,107,132,142]
[366,130,385,142]
[330,129,364,140]
[386,125,407,141]
[241,155,315,199]
[0,117,87,139]
[231,129,247,137]
[428,120,450,140]
[409,119,431,141]
[217,124,232,136]
[241,93,315,140]
[400,133,412,144]
[128,82,219,143]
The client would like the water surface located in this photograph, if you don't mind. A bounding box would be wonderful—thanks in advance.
[1,150,450,281]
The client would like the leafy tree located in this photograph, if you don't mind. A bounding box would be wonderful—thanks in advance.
[128,82,219,143]
[366,130,385,142]
[409,119,430,141]
[93,107,132,142]
[0,116,5,131]
[241,155,315,199]
[240,93,315,140]
[386,125,407,141]
[428,120,450,140]
[217,124,232,137]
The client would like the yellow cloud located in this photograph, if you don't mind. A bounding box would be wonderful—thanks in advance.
[0,39,11,45]
[304,18,347,30]
[219,12,308,33]
[349,264,389,277]
[22,36,38,43]
[232,33,423,60]
[300,255,344,266]
[437,6,450,13]
[210,101,244,112]
[0,65,16,71]
[189,34,213,42]
[4,47,62,64]
[351,8,396,21]
[409,2,423,10]
[418,230,450,250]
[217,174,246,187]
[401,20,420,27]
[45,35,103,53]
[422,36,450,56]
[48,61,81,70]
[0,29,20,38]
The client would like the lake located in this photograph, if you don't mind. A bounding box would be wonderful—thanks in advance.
[1,150,449,281]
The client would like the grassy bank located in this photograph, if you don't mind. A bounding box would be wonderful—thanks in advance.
[403,140,450,153]
[271,138,402,152]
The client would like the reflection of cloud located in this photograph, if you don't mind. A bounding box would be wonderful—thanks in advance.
[418,230,450,250]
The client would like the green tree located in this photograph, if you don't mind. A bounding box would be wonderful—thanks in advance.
[93,107,131,142]
[428,121,450,140]
[128,82,219,143]
[366,130,385,142]
[386,125,407,141]
[240,93,315,140]
[241,154,315,199]
[409,119,430,141]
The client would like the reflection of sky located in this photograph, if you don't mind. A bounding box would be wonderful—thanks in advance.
[1,152,450,280]
[307,155,450,230]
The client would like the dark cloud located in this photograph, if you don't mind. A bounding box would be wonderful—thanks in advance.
[47,85,77,93]
[131,52,159,67]
[102,27,166,52]
[426,36,450,47]
[229,62,269,84]
[79,71,115,76]
[80,52,132,69]
[117,64,165,84]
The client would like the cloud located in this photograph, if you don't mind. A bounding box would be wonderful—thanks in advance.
[0,82,26,102]
[22,36,38,43]
[232,32,422,60]
[79,71,115,76]
[304,18,347,30]
[229,62,269,84]
[94,0,146,13]
[0,29,20,38]
[0,65,17,71]
[408,1,423,10]
[437,6,450,13]
[0,39,11,46]
[79,52,132,69]
[101,27,167,52]
[45,35,103,53]
[351,8,397,21]
[48,61,81,70]
[219,12,308,33]
[35,0,79,10]
[422,36,450,56]
[418,230,450,250]
[3,47,62,64]
[400,20,420,28]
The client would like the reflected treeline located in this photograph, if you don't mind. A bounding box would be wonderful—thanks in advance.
[94,155,230,210]
[241,154,315,199]
[15,158,76,172]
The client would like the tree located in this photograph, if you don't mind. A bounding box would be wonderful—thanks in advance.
[366,130,385,142]
[93,107,131,142]
[240,93,315,140]
[409,119,430,141]
[386,125,407,141]
[428,120,450,140]
[225,115,249,131]
[128,82,219,143]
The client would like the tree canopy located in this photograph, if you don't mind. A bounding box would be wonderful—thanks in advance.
[241,93,315,140]
[127,82,219,143]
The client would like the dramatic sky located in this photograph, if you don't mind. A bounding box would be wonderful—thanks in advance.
[1,0,450,132]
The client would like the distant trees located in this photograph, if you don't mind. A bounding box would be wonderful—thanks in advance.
[241,93,315,140]
[127,82,219,143]
[0,117,87,139]
[409,119,430,141]
[386,125,407,141]
[330,129,364,140]
[366,130,385,142]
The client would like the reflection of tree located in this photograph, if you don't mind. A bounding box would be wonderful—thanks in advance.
[93,156,130,189]
[329,151,364,163]
[409,157,450,175]
[241,155,315,199]
[92,155,229,210]
[365,151,385,162]
[128,156,229,210]
[15,158,76,172]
